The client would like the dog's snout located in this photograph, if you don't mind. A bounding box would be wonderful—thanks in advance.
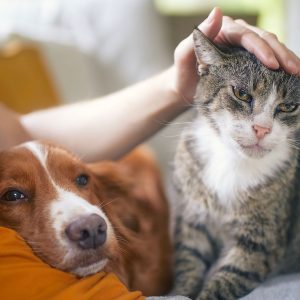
[65,213,107,249]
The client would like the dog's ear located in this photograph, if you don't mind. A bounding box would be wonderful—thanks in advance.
[193,28,228,75]
[88,161,131,199]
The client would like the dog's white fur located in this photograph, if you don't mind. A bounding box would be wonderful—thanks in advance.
[23,141,113,276]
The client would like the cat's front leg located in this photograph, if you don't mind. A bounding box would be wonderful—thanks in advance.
[173,218,219,298]
[196,239,277,300]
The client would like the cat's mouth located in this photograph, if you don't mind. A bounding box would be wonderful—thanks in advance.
[239,143,272,157]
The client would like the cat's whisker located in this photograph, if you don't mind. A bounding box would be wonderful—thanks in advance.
[162,134,190,139]
[287,142,300,148]
[287,141,300,151]
[287,137,300,144]
[154,120,190,126]
[169,121,194,126]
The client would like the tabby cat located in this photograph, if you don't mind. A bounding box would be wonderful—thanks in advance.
[172,29,300,300]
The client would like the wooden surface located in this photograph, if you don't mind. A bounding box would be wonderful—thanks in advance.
[0,41,60,113]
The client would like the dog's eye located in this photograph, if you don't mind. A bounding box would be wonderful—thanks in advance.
[1,190,26,202]
[76,174,89,186]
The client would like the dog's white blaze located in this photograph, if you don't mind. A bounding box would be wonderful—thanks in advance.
[50,186,113,245]
[22,141,112,272]
[23,141,47,167]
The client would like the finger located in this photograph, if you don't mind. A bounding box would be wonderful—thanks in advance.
[217,17,279,69]
[235,19,300,75]
[234,18,252,29]
[174,7,223,66]
[288,49,300,76]
[199,7,223,40]
[181,7,223,54]
[262,35,300,74]
[258,32,300,75]
[241,31,280,69]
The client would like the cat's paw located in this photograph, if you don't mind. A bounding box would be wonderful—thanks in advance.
[196,294,214,300]
[197,290,233,300]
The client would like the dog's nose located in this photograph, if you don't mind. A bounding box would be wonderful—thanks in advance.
[65,213,107,249]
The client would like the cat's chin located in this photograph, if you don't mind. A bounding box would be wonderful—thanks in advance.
[239,143,272,158]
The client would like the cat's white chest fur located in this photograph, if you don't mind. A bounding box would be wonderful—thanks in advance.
[193,118,290,207]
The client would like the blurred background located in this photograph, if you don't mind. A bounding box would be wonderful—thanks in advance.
[0,0,299,178]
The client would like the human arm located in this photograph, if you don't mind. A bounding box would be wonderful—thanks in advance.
[20,8,300,161]
[0,104,31,151]
[21,69,183,161]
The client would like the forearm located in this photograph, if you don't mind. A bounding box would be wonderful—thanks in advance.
[0,104,31,151]
[21,67,186,161]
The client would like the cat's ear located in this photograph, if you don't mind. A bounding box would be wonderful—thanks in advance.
[193,28,227,76]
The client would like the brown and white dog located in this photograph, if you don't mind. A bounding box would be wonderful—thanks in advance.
[0,141,172,296]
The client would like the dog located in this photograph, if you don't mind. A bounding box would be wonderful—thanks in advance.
[0,141,172,296]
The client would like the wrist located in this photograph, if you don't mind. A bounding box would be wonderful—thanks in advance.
[161,67,190,115]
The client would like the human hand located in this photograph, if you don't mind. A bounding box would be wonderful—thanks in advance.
[172,7,300,104]
[0,104,31,150]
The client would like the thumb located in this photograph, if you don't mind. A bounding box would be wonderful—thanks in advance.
[199,7,223,40]
[174,7,223,62]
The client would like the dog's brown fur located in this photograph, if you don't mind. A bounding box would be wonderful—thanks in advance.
[90,147,172,295]
[0,143,172,296]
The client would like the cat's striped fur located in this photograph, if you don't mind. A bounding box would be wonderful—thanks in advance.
[172,29,300,300]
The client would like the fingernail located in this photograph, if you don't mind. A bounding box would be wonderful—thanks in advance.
[269,57,279,69]
[287,60,298,74]
[207,7,216,24]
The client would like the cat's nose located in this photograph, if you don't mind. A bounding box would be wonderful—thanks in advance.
[252,125,271,139]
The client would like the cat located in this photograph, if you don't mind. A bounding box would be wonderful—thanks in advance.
[172,28,300,300]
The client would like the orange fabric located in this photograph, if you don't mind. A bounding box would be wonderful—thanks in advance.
[0,227,145,300]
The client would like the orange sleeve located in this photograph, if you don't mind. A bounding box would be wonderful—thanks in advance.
[0,227,145,300]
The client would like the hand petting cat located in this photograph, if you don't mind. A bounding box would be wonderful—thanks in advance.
[171,7,300,105]
[14,8,300,162]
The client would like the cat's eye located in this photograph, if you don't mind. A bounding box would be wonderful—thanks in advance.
[276,103,298,113]
[232,86,252,103]
[1,189,27,202]
[76,174,89,186]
